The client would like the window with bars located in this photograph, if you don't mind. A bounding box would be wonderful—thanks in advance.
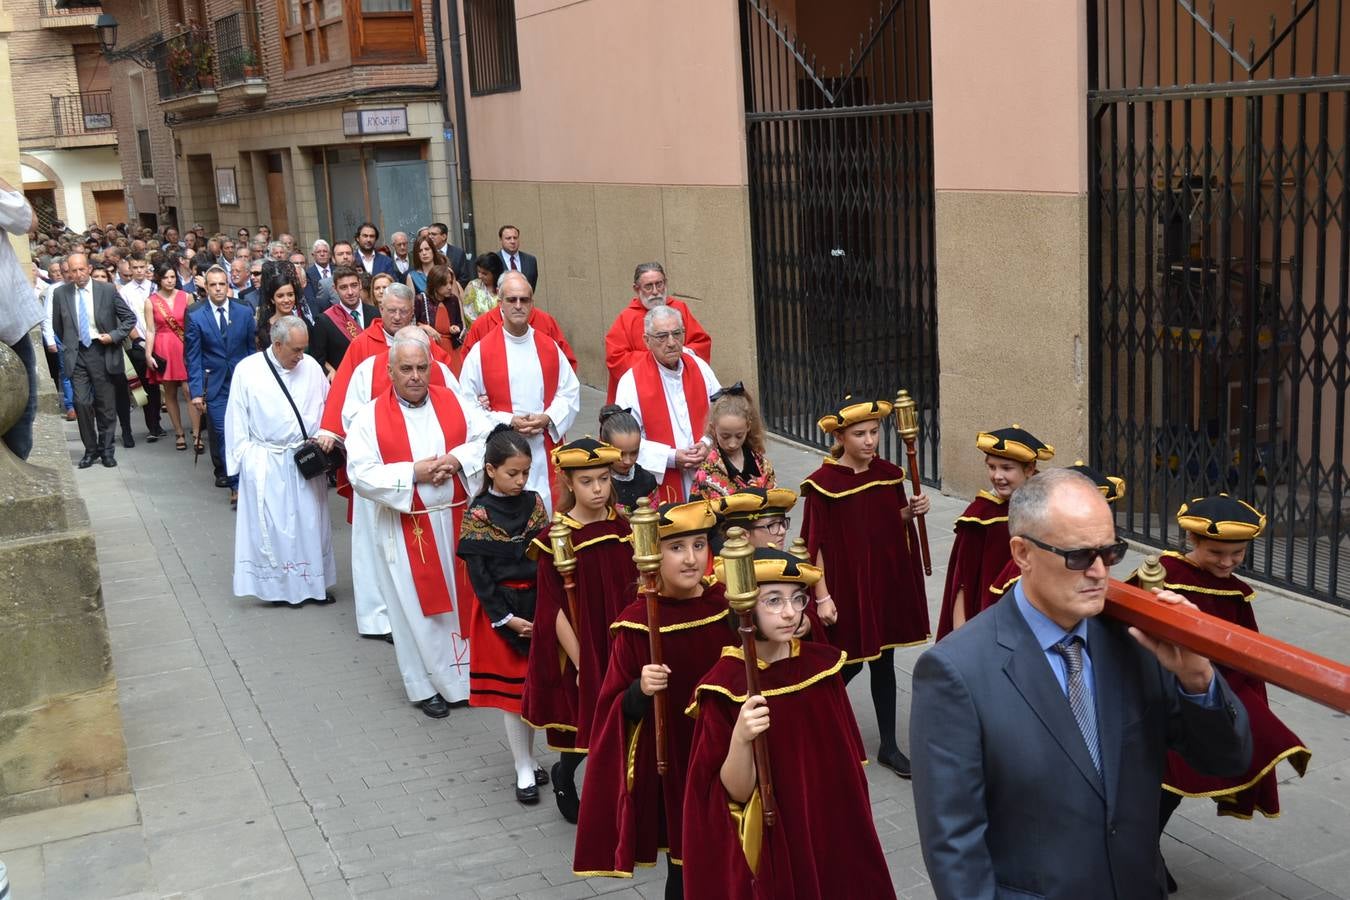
[464,0,520,95]
[137,130,153,180]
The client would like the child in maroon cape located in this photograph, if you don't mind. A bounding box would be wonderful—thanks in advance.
[799,396,928,777]
[523,437,637,823]
[683,546,896,899]
[1129,495,1311,893]
[982,461,1125,611]
[572,500,731,899]
[937,425,1053,639]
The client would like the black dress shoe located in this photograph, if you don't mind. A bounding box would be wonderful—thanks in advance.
[877,748,912,779]
[1165,863,1178,894]
[534,766,550,787]
[419,693,450,719]
[102,453,117,468]
[123,433,135,448]
[78,453,99,468]
[551,763,579,824]
[515,784,540,805]
[215,475,231,488]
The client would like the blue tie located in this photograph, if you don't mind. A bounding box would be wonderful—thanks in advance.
[77,288,91,347]
[1052,636,1101,775]
[217,305,227,333]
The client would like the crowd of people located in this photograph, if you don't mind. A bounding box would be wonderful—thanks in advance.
[0,185,1314,900]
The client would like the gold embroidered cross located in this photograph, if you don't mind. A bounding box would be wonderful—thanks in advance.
[410,519,429,563]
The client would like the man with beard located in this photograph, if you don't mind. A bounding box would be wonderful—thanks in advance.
[603,262,712,402]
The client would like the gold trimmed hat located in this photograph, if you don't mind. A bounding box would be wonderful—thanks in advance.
[714,487,797,523]
[713,546,822,588]
[552,436,622,470]
[1177,494,1266,542]
[977,425,1055,463]
[817,394,894,435]
[656,500,718,540]
[1067,460,1127,504]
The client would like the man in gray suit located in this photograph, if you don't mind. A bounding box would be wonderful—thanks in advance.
[50,252,136,468]
[910,468,1252,900]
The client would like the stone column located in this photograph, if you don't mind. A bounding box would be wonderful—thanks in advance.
[930,1,1091,496]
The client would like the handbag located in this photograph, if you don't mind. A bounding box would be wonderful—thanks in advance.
[263,354,344,480]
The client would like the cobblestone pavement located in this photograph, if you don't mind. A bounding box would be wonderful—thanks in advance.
[2,386,1348,899]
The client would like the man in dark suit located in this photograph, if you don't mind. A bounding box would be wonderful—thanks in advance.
[288,251,322,324]
[354,222,397,279]
[50,252,136,468]
[186,267,255,497]
[428,221,475,287]
[910,468,1252,900]
[497,225,538,290]
[309,264,378,375]
[305,239,333,292]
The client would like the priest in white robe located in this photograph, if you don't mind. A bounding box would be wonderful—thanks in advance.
[346,335,491,717]
[225,315,336,605]
[613,305,722,503]
[337,324,459,639]
[456,272,580,512]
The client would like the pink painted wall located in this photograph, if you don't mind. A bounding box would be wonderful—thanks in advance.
[929,0,1088,194]
[461,0,748,187]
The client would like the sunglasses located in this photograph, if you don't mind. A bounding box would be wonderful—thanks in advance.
[1024,535,1128,571]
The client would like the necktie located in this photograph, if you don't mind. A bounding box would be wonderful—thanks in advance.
[1052,636,1101,774]
[217,305,227,333]
[510,255,518,271]
[77,288,91,347]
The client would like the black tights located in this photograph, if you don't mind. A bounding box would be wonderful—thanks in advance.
[557,750,582,786]
[841,648,899,753]
[1158,788,1182,837]
[665,856,683,900]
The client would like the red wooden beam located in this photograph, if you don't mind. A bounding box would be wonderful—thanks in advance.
[1105,575,1350,715]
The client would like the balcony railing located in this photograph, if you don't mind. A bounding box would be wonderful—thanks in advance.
[38,0,103,24]
[214,10,263,84]
[50,91,114,138]
[152,28,216,100]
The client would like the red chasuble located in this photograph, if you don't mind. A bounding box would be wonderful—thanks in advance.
[572,584,733,877]
[371,385,467,616]
[799,458,929,661]
[682,642,896,900]
[1127,552,1310,818]
[462,306,579,371]
[632,353,710,505]
[604,298,714,402]
[522,513,637,753]
[936,491,1011,640]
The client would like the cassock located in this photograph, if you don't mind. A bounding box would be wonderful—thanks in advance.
[461,306,578,371]
[572,584,733,878]
[346,385,491,704]
[457,327,580,513]
[936,491,1010,640]
[604,298,713,402]
[225,350,335,605]
[341,353,459,637]
[613,350,721,505]
[1128,552,1310,818]
[799,457,929,661]
[682,642,896,900]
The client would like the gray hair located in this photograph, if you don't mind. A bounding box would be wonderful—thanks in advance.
[633,261,665,283]
[269,314,307,345]
[383,283,414,305]
[267,241,287,256]
[387,332,431,371]
[644,305,682,333]
[1007,467,1101,538]
[312,239,330,252]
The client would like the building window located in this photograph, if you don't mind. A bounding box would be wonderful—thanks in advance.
[360,0,410,10]
[278,0,338,69]
[346,0,424,63]
[137,130,153,180]
[464,0,519,95]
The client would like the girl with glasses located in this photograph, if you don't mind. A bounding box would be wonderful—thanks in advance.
[691,383,777,501]
[938,426,1054,641]
[682,546,896,900]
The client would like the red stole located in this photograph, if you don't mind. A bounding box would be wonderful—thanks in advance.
[370,351,448,398]
[632,354,709,504]
[372,385,467,616]
[324,303,362,339]
[478,327,562,505]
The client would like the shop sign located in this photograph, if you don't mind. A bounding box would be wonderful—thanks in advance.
[343,107,409,136]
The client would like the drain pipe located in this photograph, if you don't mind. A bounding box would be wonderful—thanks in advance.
[438,0,476,256]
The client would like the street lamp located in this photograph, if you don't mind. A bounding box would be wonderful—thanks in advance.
[94,13,118,53]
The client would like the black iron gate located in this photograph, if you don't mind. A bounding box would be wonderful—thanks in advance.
[1089,0,1350,607]
[738,0,939,481]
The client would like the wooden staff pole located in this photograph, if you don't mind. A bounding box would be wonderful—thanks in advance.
[894,389,932,575]
[721,527,777,827]
[628,499,669,774]
[548,513,580,628]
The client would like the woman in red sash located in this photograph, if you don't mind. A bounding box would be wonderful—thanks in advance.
[142,260,198,451]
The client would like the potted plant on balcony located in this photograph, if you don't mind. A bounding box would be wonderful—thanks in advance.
[240,48,260,80]
[167,37,195,92]
[196,38,216,90]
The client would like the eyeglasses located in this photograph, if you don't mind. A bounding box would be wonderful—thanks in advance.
[638,279,667,293]
[1023,535,1129,571]
[759,591,809,613]
[646,329,685,343]
[750,517,790,534]
[501,295,531,305]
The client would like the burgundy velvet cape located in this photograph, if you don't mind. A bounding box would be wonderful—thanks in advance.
[799,457,929,661]
[1128,552,1310,817]
[980,557,1022,612]
[681,641,896,899]
[572,584,734,877]
[937,491,1011,640]
[522,513,637,752]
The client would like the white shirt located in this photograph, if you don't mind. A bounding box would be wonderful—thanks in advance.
[208,299,231,328]
[41,281,62,345]
[359,251,376,274]
[121,279,152,338]
[499,250,521,272]
[613,349,722,478]
[0,189,39,344]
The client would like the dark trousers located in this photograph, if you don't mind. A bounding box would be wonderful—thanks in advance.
[72,344,117,455]
[113,342,162,437]
[2,335,39,460]
[206,396,235,488]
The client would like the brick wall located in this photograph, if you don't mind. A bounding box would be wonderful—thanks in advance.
[10,0,94,144]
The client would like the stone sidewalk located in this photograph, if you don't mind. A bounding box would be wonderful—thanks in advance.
[1,385,1347,898]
